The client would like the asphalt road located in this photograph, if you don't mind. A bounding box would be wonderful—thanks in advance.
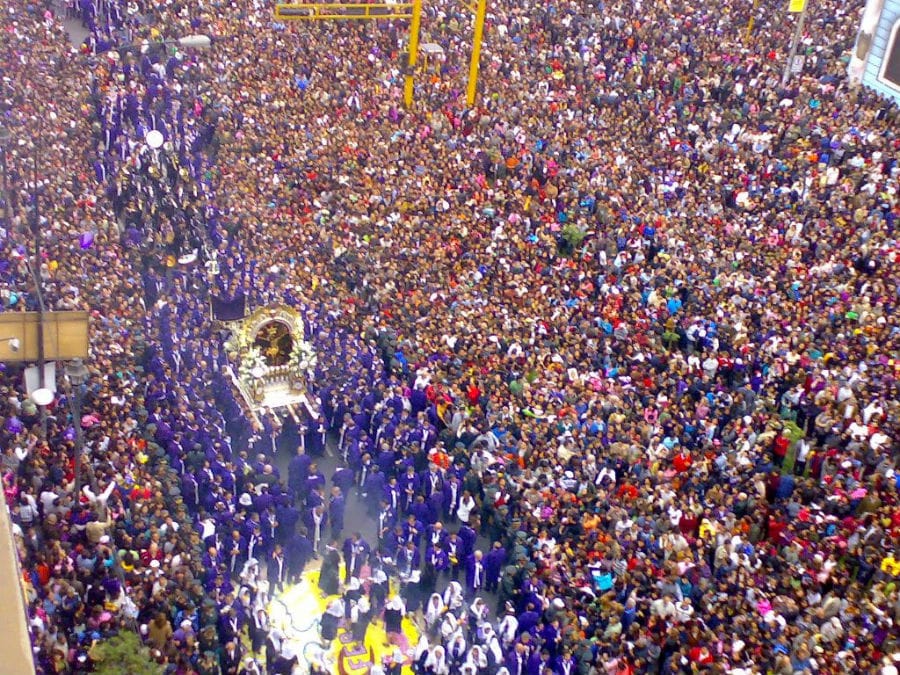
[270,428,502,621]
[62,14,90,48]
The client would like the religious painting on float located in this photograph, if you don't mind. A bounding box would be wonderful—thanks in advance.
[255,320,294,367]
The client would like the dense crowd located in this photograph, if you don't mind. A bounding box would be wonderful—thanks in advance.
[1,0,900,672]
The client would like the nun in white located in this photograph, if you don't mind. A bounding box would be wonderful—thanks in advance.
[240,558,260,587]
[424,592,446,635]
[464,645,488,674]
[480,624,504,670]
[413,634,431,671]
[424,646,450,675]
[497,606,518,649]
[467,597,489,635]
[446,632,468,665]
[439,610,462,643]
[442,580,464,612]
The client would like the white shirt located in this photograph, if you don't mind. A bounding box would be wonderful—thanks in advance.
[863,402,883,424]
[457,496,476,523]
[848,421,869,441]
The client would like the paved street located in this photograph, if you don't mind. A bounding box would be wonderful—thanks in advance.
[269,426,501,621]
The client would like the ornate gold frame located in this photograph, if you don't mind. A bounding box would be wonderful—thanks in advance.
[230,305,306,355]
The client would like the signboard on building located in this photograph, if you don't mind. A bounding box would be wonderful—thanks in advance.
[849,0,900,102]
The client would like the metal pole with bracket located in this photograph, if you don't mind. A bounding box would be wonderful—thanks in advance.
[782,0,810,87]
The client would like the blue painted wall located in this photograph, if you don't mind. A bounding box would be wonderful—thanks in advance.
[862,0,900,101]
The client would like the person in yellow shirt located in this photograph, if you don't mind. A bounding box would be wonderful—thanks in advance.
[880,552,900,576]
[582,511,602,533]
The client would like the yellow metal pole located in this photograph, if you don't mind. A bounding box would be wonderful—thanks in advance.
[404,0,422,107]
[466,0,486,108]
[744,0,759,44]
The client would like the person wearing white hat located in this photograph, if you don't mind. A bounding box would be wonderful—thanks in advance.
[479,623,504,669]
[240,558,260,588]
[413,634,431,671]
[447,631,468,666]
[440,609,462,643]
[467,596,489,635]
[349,593,372,642]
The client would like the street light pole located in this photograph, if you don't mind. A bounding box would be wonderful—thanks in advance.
[0,124,10,224]
[3,122,52,435]
[29,146,49,438]
[782,0,810,87]
[65,359,90,496]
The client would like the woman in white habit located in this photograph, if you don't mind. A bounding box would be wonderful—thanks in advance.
[442,580,464,613]
[424,592,445,635]
[464,644,489,674]
[424,645,450,675]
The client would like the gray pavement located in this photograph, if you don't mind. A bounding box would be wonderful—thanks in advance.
[271,432,502,620]
[273,437,380,545]
[61,13,89,48]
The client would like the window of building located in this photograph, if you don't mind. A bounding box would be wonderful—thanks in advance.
[879,18,900,92]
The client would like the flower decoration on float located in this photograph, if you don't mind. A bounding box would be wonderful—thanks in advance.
[239,346,267,380]
[289,340,318,376]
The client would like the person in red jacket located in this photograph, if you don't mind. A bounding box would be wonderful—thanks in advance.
[772,430,790,467]
[465,380,481,407]
[679,512,699,538]
[617,481,639,500]
[673,449,692,473]
[689,646,714,665]
[767,513,787,543]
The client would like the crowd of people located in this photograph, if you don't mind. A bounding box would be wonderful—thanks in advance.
[1,0,900,671]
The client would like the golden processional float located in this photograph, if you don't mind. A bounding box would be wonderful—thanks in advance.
[223,305,319,415]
